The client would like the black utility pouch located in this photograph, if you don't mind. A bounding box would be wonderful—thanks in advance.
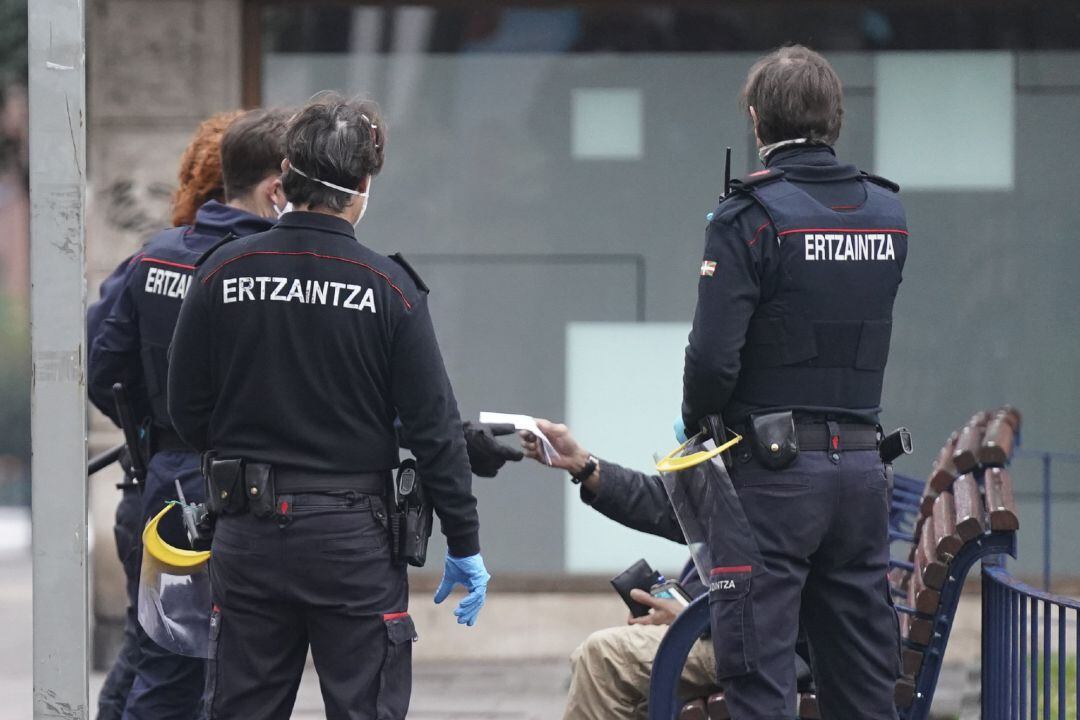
[244,463,275,519]
[749,411,799,470]
[208,458,246,515]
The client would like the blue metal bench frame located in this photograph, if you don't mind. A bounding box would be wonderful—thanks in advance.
[647,472,1017,720]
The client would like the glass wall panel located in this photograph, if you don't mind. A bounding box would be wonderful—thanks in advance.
[565,322,691,575]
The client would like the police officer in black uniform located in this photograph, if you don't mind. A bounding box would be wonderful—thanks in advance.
[87,265,146,720]
[682,46,907,719]
[88,107,291,720]
[168,95,490,720]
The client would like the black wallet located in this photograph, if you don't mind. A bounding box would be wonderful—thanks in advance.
[611,559,663,618]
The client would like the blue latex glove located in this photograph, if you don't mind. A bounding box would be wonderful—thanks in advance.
[673,417,688,444]
[433,553,491,627]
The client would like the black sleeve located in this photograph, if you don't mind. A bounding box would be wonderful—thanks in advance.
[87,266,146,425]
[580,460,684,544]
[167,269,216,452]
[391,294,480,557]
[682,213,764,432]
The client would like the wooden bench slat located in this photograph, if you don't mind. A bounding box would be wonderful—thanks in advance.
[797,693,820,719]
[984,467,1020,531]
[952,473,985,541]
[917,517,948,589]
[895,677,917,708]
[932,491,963,559]
[889,566,911,598]
[902,646,925,676]
[929,432,960,492]
[909,550,941,615]
[908,615,933,646]
[706,692,730,720]
[906,516,927,563]
[679,698,708,720]
[952,412,990,474]
[978,410,1016,467]
[919,489,938,518]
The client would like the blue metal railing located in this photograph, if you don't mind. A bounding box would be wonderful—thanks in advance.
[1013,449,1080,591]
[983,563,1079,719]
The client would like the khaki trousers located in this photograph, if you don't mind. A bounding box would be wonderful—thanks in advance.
[563,624,717,720]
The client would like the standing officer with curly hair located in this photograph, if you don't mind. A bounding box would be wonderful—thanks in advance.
[88,107,291,720]
[169,95,489,720]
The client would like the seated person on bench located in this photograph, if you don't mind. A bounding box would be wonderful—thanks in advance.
[520,420,810,720]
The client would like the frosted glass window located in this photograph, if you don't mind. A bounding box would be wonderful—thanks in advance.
[571,88,643,160]
[564,322,692,574]
[875,52,1014,190]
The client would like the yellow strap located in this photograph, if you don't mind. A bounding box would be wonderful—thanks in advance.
[655,433,743,473]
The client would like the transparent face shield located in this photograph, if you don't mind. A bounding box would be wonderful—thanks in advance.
[137,504,213,658]
[655,431,763,587]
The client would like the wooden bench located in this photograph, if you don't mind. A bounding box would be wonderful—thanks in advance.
[649,407,1023,720]
[890,406,1021,718]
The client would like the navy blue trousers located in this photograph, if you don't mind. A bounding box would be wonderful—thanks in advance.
[206,490,412,720]
[96,486,143,720]
[720,450,900,720]
[121,451,207,720]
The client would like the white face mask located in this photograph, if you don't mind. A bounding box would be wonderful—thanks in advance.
[758,138,810,164]
[353,189,370,228]
[273,201,293,219]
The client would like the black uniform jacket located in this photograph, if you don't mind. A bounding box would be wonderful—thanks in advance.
[88,201,273,427]
[168,211,480,556]
[682,145,899,430]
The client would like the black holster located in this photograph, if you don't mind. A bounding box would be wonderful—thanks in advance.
[389,459,432,568]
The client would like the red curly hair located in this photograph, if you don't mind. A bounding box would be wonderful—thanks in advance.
[171,110,244,227]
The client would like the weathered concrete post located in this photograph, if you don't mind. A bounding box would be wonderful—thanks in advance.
[28,0,89,716]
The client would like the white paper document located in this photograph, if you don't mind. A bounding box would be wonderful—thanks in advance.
[478,411,561,465]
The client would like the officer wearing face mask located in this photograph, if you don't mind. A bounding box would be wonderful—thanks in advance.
[168,95,490,720]
[682,46,907,719]
[87,107,289,720]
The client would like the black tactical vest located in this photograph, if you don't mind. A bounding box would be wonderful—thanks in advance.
[128,227,206,427]
[729,169,908,413]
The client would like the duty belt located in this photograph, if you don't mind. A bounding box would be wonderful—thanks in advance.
[274,468,389,496]
[794,422,879,452]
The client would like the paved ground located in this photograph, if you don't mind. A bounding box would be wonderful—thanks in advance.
[0,552,970,719]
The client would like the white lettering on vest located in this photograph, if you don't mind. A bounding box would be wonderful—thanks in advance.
[803,233,899,262]
[144,267,193,300]
[219,276,378,313]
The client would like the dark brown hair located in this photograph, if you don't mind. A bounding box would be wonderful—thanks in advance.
[220,107,290,201]
[282,93,386,213]
[171,110,242,227]
[741,45,843,146]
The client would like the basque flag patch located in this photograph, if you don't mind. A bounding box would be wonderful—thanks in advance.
[700,260,717,277]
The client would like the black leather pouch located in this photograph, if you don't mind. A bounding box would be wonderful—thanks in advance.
[244,463,275,519]
[611,559,663,618]
[207,457,246,515]
[749,411,799,470]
